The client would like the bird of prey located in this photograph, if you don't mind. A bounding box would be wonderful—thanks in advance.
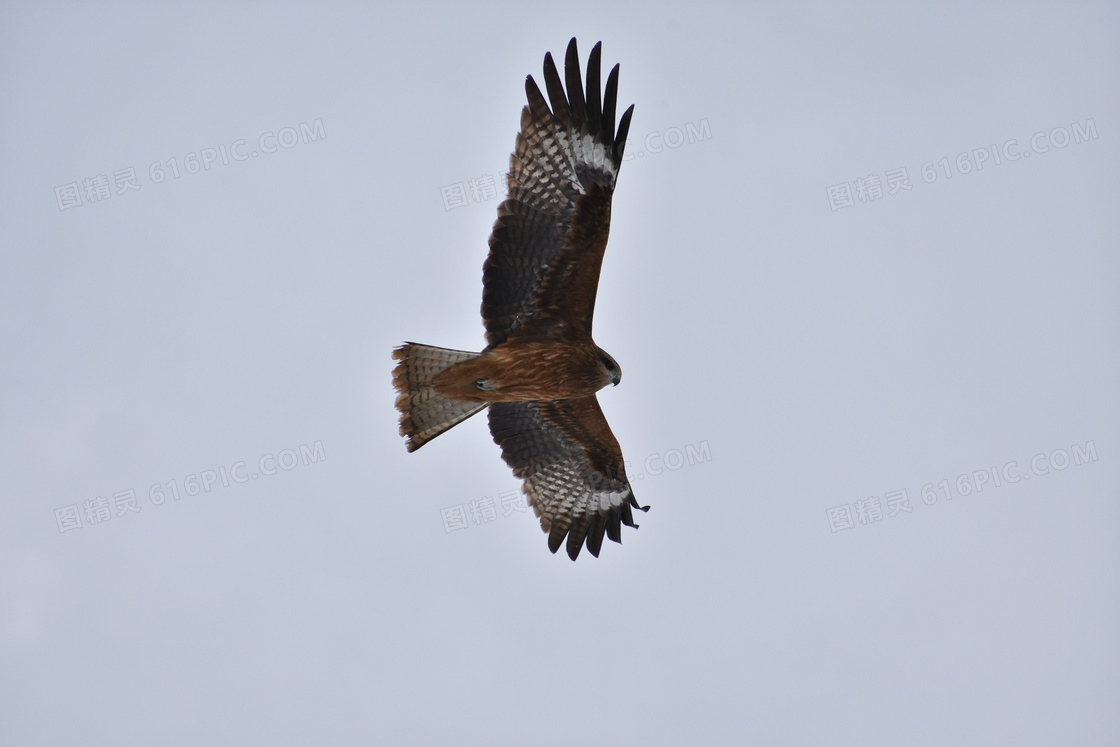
[392,38,646,560]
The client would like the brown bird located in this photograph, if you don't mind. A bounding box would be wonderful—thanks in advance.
[392,38,647,560]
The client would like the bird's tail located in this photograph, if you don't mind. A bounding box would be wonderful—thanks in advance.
[392,343,487,452]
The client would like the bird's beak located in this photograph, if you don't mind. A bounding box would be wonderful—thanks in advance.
[611,373,621,386]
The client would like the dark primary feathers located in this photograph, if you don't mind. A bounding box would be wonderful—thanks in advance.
[481,38,634,349]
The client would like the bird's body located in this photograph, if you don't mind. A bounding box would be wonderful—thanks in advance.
[431,341,618,403]
[393,38,646,560]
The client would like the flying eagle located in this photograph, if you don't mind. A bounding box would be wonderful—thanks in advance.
[393,38,646,560]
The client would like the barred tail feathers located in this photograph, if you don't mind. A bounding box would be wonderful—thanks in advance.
[392,343,486,451]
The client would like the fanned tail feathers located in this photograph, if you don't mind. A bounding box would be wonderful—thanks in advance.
[392,343,486,451]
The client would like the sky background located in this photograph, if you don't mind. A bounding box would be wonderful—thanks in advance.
[2,2,1118,745]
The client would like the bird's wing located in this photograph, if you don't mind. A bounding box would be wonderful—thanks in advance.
[488,397,648,560]
[482,38,634,347]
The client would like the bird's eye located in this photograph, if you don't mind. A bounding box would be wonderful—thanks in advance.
[601,357,615,372]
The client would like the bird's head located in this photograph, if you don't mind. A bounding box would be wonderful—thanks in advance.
[598,350,622,387]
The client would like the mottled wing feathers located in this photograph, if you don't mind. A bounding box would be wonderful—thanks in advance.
[482,39,635,347]
[489,398,648,560]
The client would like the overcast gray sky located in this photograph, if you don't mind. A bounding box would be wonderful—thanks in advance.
[2,2,1118,745]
